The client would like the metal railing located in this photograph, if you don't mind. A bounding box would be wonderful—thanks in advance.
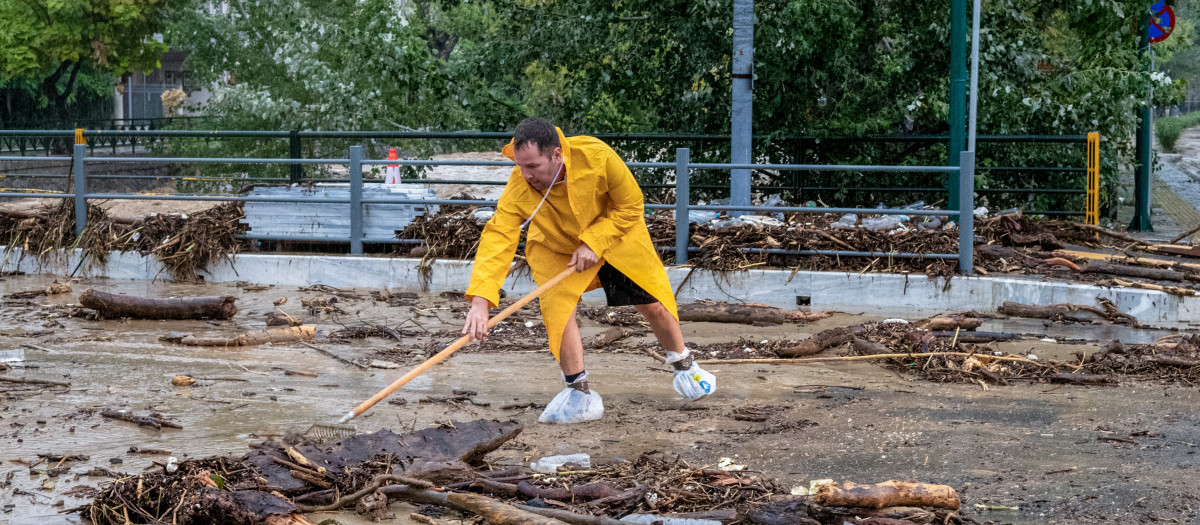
[1,142,978,273]
[0,128,1089,215]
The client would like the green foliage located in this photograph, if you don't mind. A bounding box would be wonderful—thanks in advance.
[0,0,175,122]
[163,0,1192,212]
[1155,110,1200,151]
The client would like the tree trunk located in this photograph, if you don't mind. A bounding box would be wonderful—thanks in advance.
[778,325,864,357]
[79,289,238,320]
[1083,261,1187,282]
[997,301,1135,324]
[815,480,960,510]
[678,303,830,324]
[591,327,637,348]
[174,326,316,347]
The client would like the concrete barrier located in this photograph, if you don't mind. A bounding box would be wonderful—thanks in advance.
[4,247,1196,326]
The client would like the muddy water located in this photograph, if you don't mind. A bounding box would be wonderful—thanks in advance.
[1,274,1198,524]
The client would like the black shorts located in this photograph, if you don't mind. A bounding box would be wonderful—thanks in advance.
[597,263,657,307]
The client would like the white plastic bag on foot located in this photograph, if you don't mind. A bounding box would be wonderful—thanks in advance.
[673,362,715,401]
[538,375,604,424]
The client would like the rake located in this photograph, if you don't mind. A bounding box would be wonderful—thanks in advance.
[308,267,576,440]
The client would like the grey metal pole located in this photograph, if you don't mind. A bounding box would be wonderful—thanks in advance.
[73,144,87,237]
[967,0,981,152]
[730,0,753,211]
[675,148,690,265]
[349,145,364,255]
[958,150,975,273]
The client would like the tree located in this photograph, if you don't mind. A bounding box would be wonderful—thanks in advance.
[0,0,175,122]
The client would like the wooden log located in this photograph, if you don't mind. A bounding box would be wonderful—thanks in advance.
[177,326,315,347]
[1083,261,1187,282]
[447,492,569,525]
[1110,278,1199,297]
[100,409,182,430]
[591,327,637,348]
[851,338,892,356]
[1148,244,1200,258]
[78,289,237,320]
[778,325,864,357]
[997,301,1135,324]
[515,480,622,502]
[0,376,70,387]
[815,480,960,510]
[1049,373,1117,385]
[678,302,830,325]
[381,487,570,525]
[914,317,981,331]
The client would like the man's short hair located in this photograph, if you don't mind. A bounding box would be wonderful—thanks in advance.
[512,117,560,157]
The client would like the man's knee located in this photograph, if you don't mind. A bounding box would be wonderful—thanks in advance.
[635,301,671,320]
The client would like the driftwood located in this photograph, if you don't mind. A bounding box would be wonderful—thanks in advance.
[0,376,70,387]
[249,420,523,494]
[516,505,627,525]
[678,303,830,325]
[851,338,892,356]
[266,311,303,327]
[997,301,1136,325]
[380,486,569,525]
[100,409,183,430]
[169,326,316,347]
[815,480,961,510]
[1083,261,1187,282]
[1049,373,1117,386]
[79,289,237,320]
[516,480,623,502]
[1110,278,1199,297]
[929,331,1021,342]
[914,317,981,331]
[591,327,638,348]
[778,325,864,357]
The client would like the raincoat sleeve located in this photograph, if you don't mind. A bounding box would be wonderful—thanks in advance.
[578,151,645,258]
[465,174,527,308]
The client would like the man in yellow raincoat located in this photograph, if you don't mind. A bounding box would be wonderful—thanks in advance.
[461,118,715,423]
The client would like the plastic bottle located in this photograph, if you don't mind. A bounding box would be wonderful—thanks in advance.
[530,453,591,473]
[831,213,858,228]
[861,215,904,231]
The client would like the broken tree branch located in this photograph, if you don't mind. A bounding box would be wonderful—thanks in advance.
[778,325,864,357]
[678,302,830,324]
[79,289,237,320]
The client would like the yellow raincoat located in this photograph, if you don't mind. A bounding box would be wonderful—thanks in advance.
[465,127,678,358]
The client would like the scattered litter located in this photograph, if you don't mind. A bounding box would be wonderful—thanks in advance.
[530,453,591,473]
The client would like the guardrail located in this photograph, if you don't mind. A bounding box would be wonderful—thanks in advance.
[1,143,977,274]
[0,128,1089,216]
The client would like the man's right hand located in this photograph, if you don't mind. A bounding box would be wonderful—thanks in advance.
[462,296,492,341]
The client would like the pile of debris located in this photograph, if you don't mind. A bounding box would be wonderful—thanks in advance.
[76,419,966,525]
[0,201,245,281]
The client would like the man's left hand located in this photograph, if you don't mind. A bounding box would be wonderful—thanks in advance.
[569,244,599,272]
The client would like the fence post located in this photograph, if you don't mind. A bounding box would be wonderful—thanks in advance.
[1085,132,1100,234]
[674,148,690,265]
[349,145,364,255]
[957,150,975,274]
[73,143,87,237]
[289,130,302,183]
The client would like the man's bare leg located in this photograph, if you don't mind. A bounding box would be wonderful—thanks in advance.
[557,308,586,376]
[635,302,686,353]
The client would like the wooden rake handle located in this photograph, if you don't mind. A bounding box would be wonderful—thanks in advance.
[338,267,576,423]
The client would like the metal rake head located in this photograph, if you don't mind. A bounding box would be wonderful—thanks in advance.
[303,423,357,443]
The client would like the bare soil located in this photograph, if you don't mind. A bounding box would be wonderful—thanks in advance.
[1,274,1198,524]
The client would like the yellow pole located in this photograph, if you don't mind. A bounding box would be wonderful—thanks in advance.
[74,128,85,145]
[1086,132,1100,238]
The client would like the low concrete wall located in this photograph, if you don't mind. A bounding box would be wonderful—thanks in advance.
[4,248,1196,326]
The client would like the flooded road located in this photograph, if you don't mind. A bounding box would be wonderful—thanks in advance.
[1,274,1198,524]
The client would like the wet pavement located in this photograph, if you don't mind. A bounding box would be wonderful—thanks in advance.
[1,274,1198,524]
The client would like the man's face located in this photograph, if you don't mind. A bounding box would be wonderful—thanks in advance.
[514,143,562,192]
